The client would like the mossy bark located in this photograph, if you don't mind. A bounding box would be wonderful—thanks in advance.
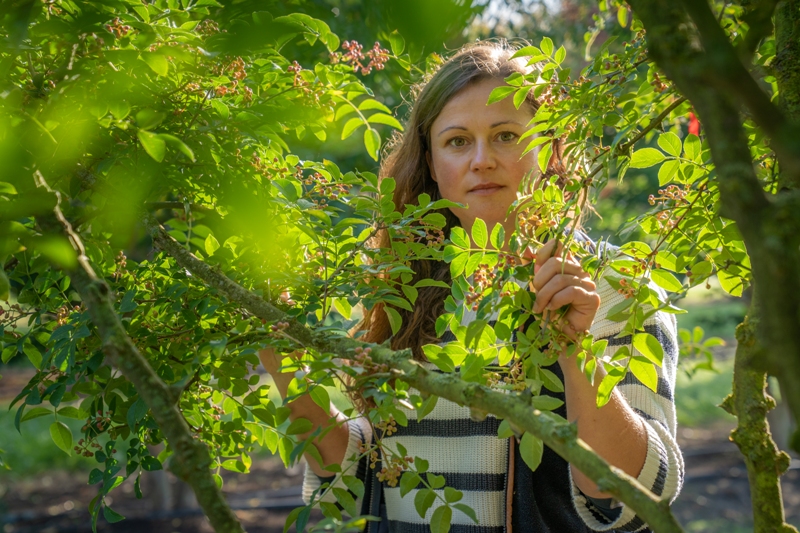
[776,0,800,122]
[721,307,797,533]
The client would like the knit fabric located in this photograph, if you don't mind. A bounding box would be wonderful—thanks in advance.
[302,275,683,532]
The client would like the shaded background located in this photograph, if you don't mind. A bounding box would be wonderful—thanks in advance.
[1,0,797,532]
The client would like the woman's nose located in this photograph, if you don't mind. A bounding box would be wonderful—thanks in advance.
[471,140,497,171]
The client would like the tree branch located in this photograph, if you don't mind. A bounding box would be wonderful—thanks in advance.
[721,303,798,533]
[775,0,800,122]
[737,0,781,62]
[34,174,246,533]
[678,0,800,183]
[145,216,686,533]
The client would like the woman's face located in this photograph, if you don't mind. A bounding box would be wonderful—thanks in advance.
[427,77,536,238]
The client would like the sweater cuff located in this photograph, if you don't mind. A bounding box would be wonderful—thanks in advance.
[571,422,666,532]
[301,416,373,511]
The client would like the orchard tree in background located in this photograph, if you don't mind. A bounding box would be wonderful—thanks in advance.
[0,1,798,532]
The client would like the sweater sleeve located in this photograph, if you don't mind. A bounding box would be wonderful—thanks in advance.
[301,415,373,513]
[571,278,685,532]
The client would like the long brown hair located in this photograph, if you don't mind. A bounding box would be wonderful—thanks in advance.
[359,40,566,360]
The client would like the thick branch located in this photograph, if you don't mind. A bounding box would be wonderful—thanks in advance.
[738,0,781,61]
[720,305,798,533]
[35,179,245,533]
[146,218,685,533]
[678,0,800,182]
[775,0,800,122]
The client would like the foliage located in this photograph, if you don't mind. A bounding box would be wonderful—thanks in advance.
[0,0,797,532]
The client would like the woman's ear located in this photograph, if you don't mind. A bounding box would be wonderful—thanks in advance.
[426,151,438,183]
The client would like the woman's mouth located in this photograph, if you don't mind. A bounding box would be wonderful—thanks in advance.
[469,183,504,195]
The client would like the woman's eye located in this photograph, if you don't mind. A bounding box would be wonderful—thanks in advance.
[498,131,518,142]
[448,137,467,147]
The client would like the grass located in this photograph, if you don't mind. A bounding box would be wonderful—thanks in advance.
[674,357,736,427]
[0,403,94,480]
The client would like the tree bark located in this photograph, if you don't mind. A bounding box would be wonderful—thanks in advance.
[35,179,246,533]
[721,304,798,533]
[626,0,800,455]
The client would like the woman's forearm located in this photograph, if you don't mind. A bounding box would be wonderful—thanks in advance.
[560,356,648,498]
[259,349,350,477]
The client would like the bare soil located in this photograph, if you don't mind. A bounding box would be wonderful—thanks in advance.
[2,369,799,533]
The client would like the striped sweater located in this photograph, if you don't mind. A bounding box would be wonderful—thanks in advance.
[303,276,684,532]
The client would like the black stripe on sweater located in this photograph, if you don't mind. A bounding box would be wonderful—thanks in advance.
[395,415,502,438]
[651,454,668,497]
[390,472,505,493]
[619,374,674,401]
[388,521,503,533]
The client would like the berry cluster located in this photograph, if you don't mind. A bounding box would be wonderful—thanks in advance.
[214,57,252,102]
[198,19,221,36]
[354,346,390,374]
[616,277,636,299]
[377,453,411,487]
[73,437,107,458]
[650,72,668,93]
[301,171,352,202]
[648,184,689,206]
[105,17,131,39]
[465,263,495,311]
[112,250,127,282]
[269,321,290,334]
[82,410,113,433]
[285,61,331,106]
[332,41,390,75]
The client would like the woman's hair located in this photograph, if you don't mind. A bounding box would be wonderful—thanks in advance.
[358,39,566,359]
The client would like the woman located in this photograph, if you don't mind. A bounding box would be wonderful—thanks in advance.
[260,41,683,532]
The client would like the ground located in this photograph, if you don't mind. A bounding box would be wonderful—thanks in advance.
[1,367,799,533]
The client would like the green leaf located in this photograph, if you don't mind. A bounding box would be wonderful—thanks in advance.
[364,128,381,161]
[211,98,230,119]
[617,5,629,27]
[400,471,421,497]
[597,362,627,407]
[471,219,487,248]
[537,141,553,174]
[102,505,125,523]
[310,386,330,411]
[142,53,169,76]
[520,432,544,471]
[539,367,564,393]
[540,36,554,57]
[385,306,402,335]
[630,148,666,168]
[683,134,701,161]
[450,227,470,249]
[160,134,195,161]
[367,113,403,131]
[58,406,88,419]
[141,456,162,471]
[430,505,452,533]
[554,45,566,65]
[0,270,9,301]
[657,132,682,157]
[388,30,405,56]
[650,269,683,292]
[341,117,363,140]
[22,406,52,422]
[332,487,357,517]
[49,421,72,455]
[487,85,516,105]
[657,160,680,185]
[513,86,533,109]
[531,395,564,411]
[629,357,658,392]
[343,475,365,499]
[358,99,392,114]
[414,488,436,518]
[286,418,313,435]
[489,223,505,250]
[23,343,42,370]
[205,234,220,256]
[137,130,166,162]
[632,332,664,365]
[454,503,479,524]
[444,486,463,503]
[718,270,745,296]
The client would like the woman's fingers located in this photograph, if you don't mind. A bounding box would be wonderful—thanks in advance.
[533,239,562,273]
[532,275,597,313]
[532,256,587,291]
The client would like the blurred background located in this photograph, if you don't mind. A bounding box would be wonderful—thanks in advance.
[1,0,797,532]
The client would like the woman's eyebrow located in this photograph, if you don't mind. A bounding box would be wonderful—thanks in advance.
[436,120,524,138]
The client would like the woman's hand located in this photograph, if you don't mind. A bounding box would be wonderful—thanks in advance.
[528,239,601,341]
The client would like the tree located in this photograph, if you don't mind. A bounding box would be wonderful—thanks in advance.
[0,1,797,533]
